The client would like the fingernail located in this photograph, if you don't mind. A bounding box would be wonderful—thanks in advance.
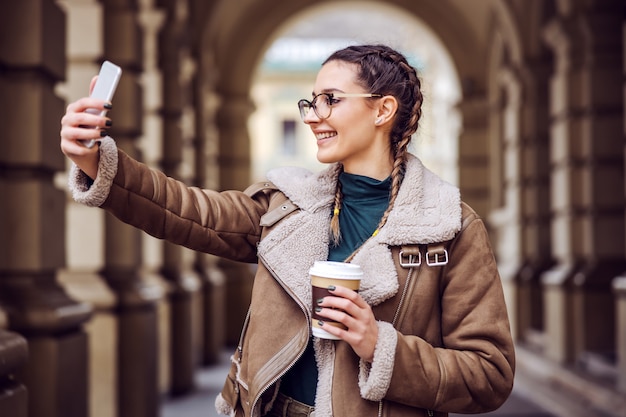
[317,320,324,327]
[315,306,322,313]
[327,285,336,291]
[316,298,324,305]
[105,119,113,127]
[104,102,113,109]
[100,130,108,137]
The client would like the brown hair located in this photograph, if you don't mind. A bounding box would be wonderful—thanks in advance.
[323,44,424,246]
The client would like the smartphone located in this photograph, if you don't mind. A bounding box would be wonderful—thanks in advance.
[81,60,122,148]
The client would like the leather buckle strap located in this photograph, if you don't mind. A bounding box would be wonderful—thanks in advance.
[399,243,449,268]
[399,247,421,267]
[426,243,448,266]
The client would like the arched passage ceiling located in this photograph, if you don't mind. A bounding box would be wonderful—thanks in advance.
[200,0,504,98]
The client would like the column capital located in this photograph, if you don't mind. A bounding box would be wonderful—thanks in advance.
[0,274,92,335]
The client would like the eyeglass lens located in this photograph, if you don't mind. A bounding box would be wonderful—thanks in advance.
[298,93,333,121]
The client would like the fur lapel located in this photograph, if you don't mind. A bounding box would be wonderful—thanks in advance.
[259,154,462,310]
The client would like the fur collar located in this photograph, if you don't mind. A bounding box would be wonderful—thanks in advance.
[259,153,461,310]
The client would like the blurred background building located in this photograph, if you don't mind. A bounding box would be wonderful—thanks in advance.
[0,0,624,417]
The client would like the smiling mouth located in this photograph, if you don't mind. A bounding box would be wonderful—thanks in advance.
[315,132,336,140]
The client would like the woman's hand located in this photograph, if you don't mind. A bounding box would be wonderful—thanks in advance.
[316,285,379,362]
[59,76,111,179]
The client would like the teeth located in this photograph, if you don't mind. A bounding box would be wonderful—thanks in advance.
[316,132,336,140]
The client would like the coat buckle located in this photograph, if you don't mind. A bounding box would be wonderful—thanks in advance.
[426,248,448,266]
[399,250,421,268]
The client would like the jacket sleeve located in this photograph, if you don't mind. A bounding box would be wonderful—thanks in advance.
[68,137,271,263]
[381,212,515,413]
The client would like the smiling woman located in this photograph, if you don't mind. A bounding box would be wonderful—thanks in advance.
[60,42,514,417]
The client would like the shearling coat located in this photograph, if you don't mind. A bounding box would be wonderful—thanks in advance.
[69,137,515,417]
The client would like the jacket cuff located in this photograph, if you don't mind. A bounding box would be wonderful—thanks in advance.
[214,393,236,417]
[358,321,397,401]
[68,137,118,207]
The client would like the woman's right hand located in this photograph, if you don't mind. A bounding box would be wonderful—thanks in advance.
[60,76,112,180]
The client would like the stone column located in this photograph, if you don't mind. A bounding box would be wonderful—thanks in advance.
[156,0,203,395]
[214,95,257,345]
[613,10,626,395]
[0,2,92,417]
[56,1,118,417]
[101,1,163,416]
[614,278,626,393]
[0,329,28,417]
[543,2,625,363]
[57,0,203,412]
[188,0,228,359]
[541,17,581,363]
[192,56,227,363]
[487,68,524,337]
[515,62,554,342]
[457,87,490,217]
[137,0,172,398]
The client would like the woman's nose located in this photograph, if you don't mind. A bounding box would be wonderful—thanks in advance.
[303,107,320,124]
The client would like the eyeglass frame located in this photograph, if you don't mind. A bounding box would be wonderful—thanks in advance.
[297,92,383,121]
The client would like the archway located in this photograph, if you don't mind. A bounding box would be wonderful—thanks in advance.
[247,2,462,185]
[198,0,495,215]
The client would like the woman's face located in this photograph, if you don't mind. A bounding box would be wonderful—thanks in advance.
[304,60,391,177]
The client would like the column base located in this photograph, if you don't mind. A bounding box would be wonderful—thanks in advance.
[162,267,202,396]
[514,260,553,340]
[19,331,88,417]
[196,260,226,366]
[0,330,28,417]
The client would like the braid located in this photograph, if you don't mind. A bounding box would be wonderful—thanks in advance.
[375,136,410,233]
[329,165,344,246]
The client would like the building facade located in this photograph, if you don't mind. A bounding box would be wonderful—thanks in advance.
[0,0,624,416]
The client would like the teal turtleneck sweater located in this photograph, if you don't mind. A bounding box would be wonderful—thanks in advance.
[279,171,391,406]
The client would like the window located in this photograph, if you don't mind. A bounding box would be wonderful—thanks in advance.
[282,119,297,156]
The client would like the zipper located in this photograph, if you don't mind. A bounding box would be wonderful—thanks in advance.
[391,267,415,327]
[377,266,415,417]
[248,253,311,414]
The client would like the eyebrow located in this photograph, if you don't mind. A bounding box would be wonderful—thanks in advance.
[311,88,344,97]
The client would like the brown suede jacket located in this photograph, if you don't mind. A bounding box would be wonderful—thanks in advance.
[69,137,515,417]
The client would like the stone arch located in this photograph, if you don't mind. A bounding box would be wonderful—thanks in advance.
[200,0,489,99]
[246,2,464,184]
[194,0,496,219]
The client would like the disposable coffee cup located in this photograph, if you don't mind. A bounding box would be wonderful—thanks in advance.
[310,261,363,340]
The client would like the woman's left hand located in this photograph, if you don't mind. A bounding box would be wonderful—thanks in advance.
[316,286,379,362]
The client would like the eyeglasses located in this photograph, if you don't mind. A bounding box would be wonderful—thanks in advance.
[297,92,383,121]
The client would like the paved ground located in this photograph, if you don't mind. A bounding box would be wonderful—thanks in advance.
[162,350,557,417]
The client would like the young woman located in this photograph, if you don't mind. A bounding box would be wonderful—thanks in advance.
[61,44,515,417]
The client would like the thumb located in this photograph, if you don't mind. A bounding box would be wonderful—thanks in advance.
[89,75,98,95]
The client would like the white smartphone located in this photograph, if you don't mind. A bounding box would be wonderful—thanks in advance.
[81,60,122,148]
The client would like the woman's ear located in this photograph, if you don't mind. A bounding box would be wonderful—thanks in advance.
[375,95,398,125]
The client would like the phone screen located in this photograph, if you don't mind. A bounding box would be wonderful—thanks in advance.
[81,61,122,148]
[91,61,122,102]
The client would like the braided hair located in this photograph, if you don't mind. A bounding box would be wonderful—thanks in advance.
[324,45,424,246]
